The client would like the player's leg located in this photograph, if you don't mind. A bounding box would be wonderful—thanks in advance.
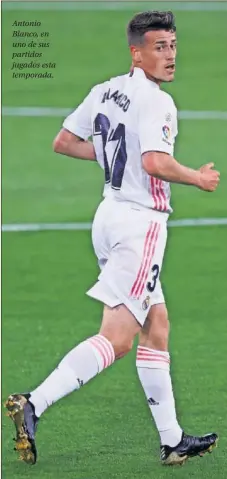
[5,198,137,464]
[30,304,140,415]
[132,212,183,448]
[136,296,218,465]
[137,300,182,447]
[5,303,141,464]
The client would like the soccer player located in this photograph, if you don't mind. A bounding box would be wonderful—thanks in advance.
[6,11,219,467]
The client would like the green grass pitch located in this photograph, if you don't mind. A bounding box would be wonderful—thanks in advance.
[2,3,227,478]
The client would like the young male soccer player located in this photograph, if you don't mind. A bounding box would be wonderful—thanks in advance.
[6,11,219,467]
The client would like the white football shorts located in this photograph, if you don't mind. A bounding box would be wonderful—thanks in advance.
[87,198,168,326]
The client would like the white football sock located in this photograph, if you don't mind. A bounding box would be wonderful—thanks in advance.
[30,334,115,417]
[136,346,182,447]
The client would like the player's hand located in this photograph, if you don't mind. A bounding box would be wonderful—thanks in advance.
[197,162,220,192]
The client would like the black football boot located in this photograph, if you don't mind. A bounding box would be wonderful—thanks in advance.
[5,393,38,465]
[161,431,218,466]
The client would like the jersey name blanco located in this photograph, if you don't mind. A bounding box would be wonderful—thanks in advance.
[63,67,178,213]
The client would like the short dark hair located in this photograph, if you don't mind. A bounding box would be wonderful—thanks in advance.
[127,11,176,46]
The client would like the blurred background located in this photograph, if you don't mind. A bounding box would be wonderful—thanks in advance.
[2,2,227,478]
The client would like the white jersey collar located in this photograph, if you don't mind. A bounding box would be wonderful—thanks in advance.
[130,67,160,89]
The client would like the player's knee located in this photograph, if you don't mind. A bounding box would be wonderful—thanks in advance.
[100,333,134,359]
[99,304,140,359]
[114,338,134,359]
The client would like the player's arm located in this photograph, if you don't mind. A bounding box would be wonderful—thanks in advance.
[53,87,97,161]
[142,152,219,191]
[53,128,96,161]
[138,92,219,192]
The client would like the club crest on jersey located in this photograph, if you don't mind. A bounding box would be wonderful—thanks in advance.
[162,125,171,146]
[142,296,150,310]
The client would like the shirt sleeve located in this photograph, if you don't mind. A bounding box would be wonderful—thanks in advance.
[63,87,96,140]
[137,90,177,156]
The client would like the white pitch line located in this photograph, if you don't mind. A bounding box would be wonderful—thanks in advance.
[2,222,92,233]
[2,107,71,117]
[3,107,227,120]
[2,218,227,233]
[2,1,227,12]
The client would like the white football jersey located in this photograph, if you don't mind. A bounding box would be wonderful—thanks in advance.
[63,67,178,213]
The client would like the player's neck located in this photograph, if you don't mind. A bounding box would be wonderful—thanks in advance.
[145,72,161,86]
[131,65,161,87]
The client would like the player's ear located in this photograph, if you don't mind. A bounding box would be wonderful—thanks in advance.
[135,50,142,63]
[130,46,142,64]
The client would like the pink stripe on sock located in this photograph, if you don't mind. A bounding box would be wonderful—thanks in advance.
[137,347,169,357]
[92,337,111,366]
[137,347,170,364]
[89,338,108,368]
[137,355,170,364]
[96,335,115,364]
[137,351,169,359]
[89,335,115,369]
[93,335,114,366]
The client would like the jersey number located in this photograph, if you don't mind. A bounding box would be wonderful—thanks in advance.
[93,113,127,190]
[147,264,160,293]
